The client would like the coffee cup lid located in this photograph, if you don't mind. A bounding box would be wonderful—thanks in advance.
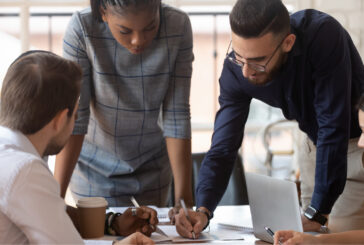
[76,197,108,208]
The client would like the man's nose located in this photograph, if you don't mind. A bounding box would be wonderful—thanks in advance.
[242,63,256,78]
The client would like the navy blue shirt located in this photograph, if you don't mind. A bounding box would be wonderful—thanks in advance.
[196,9,364,214]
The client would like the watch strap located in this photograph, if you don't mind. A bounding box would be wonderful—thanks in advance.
[304,206,327,226]
[314,212,327,226]
[196,208,213,231]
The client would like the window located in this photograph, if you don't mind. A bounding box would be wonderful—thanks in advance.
[0,0,298,179]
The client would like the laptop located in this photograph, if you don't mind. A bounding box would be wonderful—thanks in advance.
[245,172,303,243]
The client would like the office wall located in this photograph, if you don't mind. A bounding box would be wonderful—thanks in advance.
[284,0,364,57]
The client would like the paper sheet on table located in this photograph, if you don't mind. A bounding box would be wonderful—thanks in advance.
[109,206,170,223]
[217,222,254,233]
[151,225,245,243]
[84,239,113,245]
[151,225,212,243]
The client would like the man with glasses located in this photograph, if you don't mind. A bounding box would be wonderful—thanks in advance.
[225,36,287,81]
[175,0,364,238]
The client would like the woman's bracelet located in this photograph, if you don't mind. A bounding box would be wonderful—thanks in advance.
[105,212,121,236]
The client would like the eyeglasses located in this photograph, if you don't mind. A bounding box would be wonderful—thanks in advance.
[226,36,286,73]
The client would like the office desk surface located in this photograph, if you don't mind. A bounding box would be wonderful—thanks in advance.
[195,205,267,245]
[101,205,269,245]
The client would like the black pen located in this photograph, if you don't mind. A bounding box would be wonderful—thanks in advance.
[264,226,282,245]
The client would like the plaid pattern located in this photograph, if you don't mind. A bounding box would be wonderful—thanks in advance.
[63,4,193,206]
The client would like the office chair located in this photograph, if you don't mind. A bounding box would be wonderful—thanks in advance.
[262,119,295,176]
[192,152,249,205]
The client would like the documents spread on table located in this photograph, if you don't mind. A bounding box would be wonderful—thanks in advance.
[151,225,245,243]
[84,239,113,245]
[151,225,212,243]
[106,207,248,243]
[84,224,247,244]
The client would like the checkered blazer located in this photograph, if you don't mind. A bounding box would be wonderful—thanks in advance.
[63,4,193,206]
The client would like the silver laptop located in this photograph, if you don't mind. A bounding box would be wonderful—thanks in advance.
[245,172,303,243]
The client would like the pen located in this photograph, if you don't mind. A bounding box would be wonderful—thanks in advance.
[264,226,282,245]
[180,199,196,239]
[130,196,168,237]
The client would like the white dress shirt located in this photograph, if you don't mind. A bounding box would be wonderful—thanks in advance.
[0,126,83,244]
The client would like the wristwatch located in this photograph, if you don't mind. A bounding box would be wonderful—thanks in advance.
[304,205,327,226]
[196,207,213,230]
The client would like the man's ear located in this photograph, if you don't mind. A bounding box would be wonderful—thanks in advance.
[282,33,296,53]
[100,5,107,23]
[52,109,69,132]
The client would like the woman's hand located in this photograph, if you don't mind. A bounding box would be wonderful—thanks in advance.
[168,203,182,224]
[113,207,158,237]
[274,230,320,245]
[115,232,155,245]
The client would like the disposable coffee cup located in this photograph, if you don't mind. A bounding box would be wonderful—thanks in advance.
[76,197,108,239]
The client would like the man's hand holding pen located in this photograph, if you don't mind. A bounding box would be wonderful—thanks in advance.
[112,207,158,237]
[175,208,209,239]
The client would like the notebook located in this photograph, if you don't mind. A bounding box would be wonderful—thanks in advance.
[245,172,303,243]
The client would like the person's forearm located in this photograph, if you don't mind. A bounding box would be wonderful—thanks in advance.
[317,230,364,243]
[166,138,193,207]
[54,134,84,198]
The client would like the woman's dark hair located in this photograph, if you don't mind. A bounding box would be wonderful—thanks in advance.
[91,0,161,22]
[230,0,290,38]
[357,94,364,112]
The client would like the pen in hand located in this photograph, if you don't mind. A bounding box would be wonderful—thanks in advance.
[180,199,196,239]
[130,196,168,237]
[264,226,282,245]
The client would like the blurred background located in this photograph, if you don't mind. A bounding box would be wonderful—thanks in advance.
[1,0,363,182]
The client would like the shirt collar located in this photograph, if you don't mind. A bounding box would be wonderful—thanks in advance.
[0,126,42,160]
[289,27,302,57]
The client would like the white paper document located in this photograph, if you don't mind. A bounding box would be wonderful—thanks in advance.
[217,222,254,233]
[151,225,245,243]
[84,239,113,245]
[107,207,246,243]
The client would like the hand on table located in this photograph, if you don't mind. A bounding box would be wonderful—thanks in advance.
[116,232,155,245]
[274,230,320,245]
[175,208,208,239]
[113,207,158,237]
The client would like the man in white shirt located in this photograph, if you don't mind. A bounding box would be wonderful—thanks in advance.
[0,50,154,245]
